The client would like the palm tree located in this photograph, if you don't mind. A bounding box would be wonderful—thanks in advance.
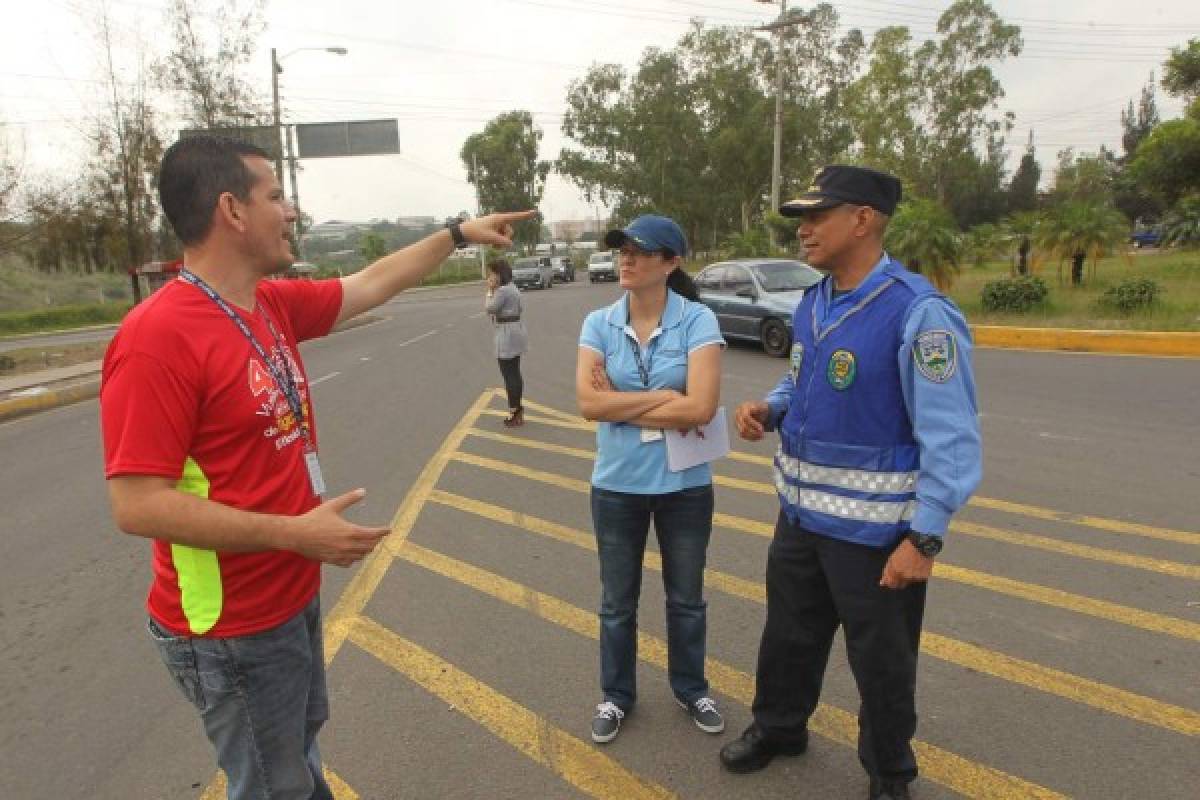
[1161,194,1200,248]
[885,198,963,290]
[1036,202,1129,286]
[1002,211,1044,275]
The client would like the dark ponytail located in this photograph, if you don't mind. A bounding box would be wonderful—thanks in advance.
[662,246,699,301]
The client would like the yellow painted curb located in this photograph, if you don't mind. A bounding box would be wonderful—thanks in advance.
[0,379,99,422]
[972,326,1200,357]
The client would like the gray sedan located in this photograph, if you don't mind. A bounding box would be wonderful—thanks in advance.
[695,259,821,357]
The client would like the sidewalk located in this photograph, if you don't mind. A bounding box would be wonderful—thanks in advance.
[0,360,103,422]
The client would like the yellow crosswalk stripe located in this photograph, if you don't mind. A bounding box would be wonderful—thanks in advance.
[449,449,1200,643]
[347,616,677,800]
[395,540,1067,799]
[501,399,1199,545]
[430,490,1200,737]
[200,768,358,800]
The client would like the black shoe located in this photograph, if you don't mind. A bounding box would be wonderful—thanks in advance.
[868,777,912,800]
[718,724,808,774]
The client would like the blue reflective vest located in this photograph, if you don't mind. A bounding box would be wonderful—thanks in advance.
[776,258,938,547]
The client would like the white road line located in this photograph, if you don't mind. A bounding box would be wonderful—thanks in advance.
[398,330,438,348]
[310,372,341,387]
[468,311,485,319]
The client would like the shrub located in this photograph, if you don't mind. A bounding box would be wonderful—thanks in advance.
[1101,277,1162,312]
[980,276,1049,312]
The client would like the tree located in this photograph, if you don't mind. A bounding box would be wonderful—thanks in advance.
[1002,210,1043,275]
[92,7,165,300]
[461,111,550,248]
[1160,193,1200,248]
[359,233,387,262]
[1036,202,1129,286]
[1121,75,1161,158]
[884,198,963,290]
[1127,116,1200,208]
[1162,38,1200,103]
[1007,131,1040,214]
[1050,148,1117,207]
[843,0,1021,226]
[157,0,269,129]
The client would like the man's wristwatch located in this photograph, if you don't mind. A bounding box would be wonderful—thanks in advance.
[446,220,467,249]
[906,530,943,557]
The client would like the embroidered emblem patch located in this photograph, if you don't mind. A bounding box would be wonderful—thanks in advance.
[826,349,856,390]
[913,330,957,383]
[789,342,804,381]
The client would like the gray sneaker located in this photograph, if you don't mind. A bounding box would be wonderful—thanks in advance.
[591,701,625,743]
[677,696,725,733]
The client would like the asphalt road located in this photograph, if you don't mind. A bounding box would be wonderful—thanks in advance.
[0,278,1197,800]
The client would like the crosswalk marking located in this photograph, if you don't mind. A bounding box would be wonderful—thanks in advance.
[395,540,1068,800]
[429,490,1200,737]
[348,616,678,800]
[450,448,1200,642]
[504,396,1200,545]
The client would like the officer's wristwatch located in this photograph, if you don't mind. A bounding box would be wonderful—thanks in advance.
[446,220,467,249]
[906,530,943,558]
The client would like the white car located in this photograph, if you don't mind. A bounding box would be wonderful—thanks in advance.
[587,251,617,282]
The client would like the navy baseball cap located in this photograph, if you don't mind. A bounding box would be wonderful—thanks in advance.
[780,165,903,217]
[604,214,688,257]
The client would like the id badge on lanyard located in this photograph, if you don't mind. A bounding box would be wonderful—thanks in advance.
[630,334,664,443]
[303,447,326,497]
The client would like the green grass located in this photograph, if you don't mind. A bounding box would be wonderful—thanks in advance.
[947,248,1200,331]
[0,302,131,336]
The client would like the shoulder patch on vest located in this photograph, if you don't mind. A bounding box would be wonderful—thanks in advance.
[913,329,957,383]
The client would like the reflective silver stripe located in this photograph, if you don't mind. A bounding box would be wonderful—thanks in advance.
[775,447,917,494]
[774,469,916,524]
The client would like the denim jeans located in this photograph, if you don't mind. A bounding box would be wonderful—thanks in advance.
[590,484,714,711]
[147,595,332,800]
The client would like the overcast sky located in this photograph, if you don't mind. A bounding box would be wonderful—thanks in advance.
[1,0,1194,225]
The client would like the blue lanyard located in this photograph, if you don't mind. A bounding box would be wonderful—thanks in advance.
[179,269,310,444]
[630,340,651,388]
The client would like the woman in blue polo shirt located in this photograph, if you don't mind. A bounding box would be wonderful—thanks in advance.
[576,214,725,744]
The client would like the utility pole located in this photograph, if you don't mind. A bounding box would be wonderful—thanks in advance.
[756,0,803,248]
[472,152,486,278]
[270,48,285,193]
[286,124,304,259]
[270,46,348,262]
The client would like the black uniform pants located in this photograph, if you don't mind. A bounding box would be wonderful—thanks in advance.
[497,356,523,410]
[751,511,926,782]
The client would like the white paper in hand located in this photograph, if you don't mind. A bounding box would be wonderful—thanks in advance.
[665,407,730,472]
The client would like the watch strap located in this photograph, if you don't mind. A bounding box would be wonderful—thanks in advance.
[447,221,467,248]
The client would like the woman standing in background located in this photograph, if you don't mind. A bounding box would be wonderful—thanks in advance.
[485,258,527,426]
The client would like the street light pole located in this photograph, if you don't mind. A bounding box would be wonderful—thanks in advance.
[756,0,792,248]
[270,46,348,260]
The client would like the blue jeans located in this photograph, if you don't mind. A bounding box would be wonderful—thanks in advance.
[147,596,332,800]
[590,484,714,711]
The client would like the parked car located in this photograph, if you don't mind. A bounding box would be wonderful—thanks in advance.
[1131,229,1162,248]
[551,256,575,283]
[587,250,618,282]
[512,256,555,290]
[695,258,821,357]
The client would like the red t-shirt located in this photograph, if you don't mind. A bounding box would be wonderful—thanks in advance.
[101,276,344,637]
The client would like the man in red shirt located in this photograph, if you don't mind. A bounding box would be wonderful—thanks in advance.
[101,134,531,799]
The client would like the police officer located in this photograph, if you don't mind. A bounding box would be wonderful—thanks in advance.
[718,165,982,800]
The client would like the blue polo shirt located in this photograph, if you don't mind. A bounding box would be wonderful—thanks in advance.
[580,290,725,494]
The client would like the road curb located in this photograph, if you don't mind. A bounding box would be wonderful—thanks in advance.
[0,379,100,423]
[972,326,1200,358]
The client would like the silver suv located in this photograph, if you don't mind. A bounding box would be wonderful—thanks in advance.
[512,256,554,290]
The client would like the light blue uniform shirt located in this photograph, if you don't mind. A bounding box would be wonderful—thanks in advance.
[580,290,725,494]
[765,255,982,536]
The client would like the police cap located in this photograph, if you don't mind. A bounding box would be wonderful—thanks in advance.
[779,165,903,218]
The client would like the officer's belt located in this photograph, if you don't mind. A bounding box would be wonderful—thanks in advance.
[495,315,521,323]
